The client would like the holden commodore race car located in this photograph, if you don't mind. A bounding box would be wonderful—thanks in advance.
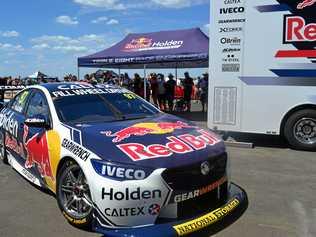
[0,83,248,237]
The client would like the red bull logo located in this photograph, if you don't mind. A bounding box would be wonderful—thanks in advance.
[284,15,316,42]
[116,130,221,161]
[5,134,24,157]
[23,125,54,180]
[102,121,196,143]
[297,0,316,9]
[123,37,183,52]
[124,37,153,51]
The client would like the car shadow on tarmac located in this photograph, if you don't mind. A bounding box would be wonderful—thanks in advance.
[9,166,99,235]
[223,132,289,149]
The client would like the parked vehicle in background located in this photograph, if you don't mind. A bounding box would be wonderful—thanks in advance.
[208,0,316,150]
[0,85,26,110]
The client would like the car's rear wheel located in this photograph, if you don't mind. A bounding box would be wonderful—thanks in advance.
[56,161,93,229]
[284,109,316,151]
[0,132,8,164]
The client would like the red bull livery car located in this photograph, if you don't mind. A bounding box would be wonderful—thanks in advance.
[0,83,247,237]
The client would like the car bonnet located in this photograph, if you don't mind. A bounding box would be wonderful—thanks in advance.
[64,113,225,169]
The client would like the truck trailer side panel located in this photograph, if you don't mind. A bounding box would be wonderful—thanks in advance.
[209,1,316,140]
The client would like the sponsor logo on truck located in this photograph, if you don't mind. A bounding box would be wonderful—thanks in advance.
[220,7,245,14]
[284,15,316,43]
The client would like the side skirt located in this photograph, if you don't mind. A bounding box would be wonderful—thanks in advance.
[7,152,43,187]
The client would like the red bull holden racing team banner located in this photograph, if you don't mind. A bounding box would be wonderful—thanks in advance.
[77,28,209,68]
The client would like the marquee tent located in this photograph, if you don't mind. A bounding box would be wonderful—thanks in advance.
[77,28,209,69]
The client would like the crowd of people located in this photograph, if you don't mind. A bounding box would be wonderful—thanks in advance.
[0,76,59,86]
[0,76,24,86]
[0,70,209,112]
[76,70,209,112]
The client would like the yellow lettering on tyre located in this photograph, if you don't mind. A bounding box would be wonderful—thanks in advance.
[63,212,87,224]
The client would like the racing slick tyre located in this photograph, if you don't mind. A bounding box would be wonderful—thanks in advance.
[0,132,8,164]
[284,109,316,151]
[56,160,94,229]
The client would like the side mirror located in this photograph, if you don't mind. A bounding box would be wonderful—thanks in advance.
[24,115,50,129]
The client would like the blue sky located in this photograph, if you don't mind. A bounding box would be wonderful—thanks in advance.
[0,0,209,79]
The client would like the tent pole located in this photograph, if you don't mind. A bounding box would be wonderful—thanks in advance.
[175,63,178,85]
[77,67,80,81]
[118,68,121,85]
[144,64,147,100]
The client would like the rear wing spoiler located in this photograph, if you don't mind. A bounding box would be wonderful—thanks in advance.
[0,85,27,103]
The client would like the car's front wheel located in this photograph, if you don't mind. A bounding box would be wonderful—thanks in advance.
[0,132,8,164]
[56,160,94,229]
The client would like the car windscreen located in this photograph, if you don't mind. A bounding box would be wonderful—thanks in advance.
[53,93,160,123]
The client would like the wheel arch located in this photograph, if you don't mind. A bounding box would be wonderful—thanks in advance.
[56,156,92,191]
[56,156,77,181]
[280,104,316,137]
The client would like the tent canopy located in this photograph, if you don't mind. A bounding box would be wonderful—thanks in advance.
[78,28,209,69]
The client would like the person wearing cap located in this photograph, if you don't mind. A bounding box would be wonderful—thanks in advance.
[165,73,176,112]
[183,72,194,112]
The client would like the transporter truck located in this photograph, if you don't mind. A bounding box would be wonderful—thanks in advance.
[208,0,316,150]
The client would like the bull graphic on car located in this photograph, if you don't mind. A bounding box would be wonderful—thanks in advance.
[102,121,196,143]
[23,125,54,180]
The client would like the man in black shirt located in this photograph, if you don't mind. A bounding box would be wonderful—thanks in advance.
[165,74,176,112]
[183,72,194,112]
[133,73,142,97]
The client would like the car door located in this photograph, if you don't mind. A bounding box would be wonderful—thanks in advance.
[23,90,54,182]
[3,89,32,163]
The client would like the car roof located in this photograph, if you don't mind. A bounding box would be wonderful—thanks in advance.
[39,82,120,93]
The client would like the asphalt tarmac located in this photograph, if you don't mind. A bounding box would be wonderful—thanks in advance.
[1,142,315,237]
[0,107,315,237]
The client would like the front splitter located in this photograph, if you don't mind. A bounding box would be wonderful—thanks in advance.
[94,183,248,237]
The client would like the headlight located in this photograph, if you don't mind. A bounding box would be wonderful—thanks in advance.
[91,159,154,181]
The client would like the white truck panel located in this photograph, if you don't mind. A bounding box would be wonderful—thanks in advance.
[208,0,316,136]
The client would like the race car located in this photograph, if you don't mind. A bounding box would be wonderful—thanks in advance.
[0,85,26,110]
[0,82,248,237]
